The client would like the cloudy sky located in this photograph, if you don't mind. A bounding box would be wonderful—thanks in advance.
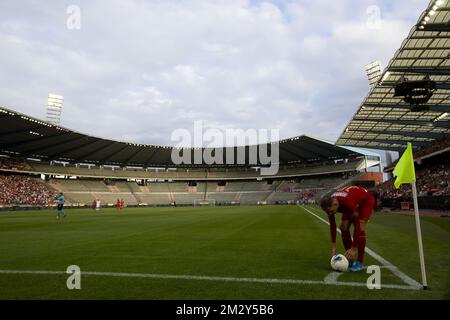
[0,0,428,147]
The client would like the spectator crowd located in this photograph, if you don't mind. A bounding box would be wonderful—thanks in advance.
[0,157,29,171]
[297,189,319,205]
[378,162,450,199]
[0,175,54,206]
[414,137,450,159]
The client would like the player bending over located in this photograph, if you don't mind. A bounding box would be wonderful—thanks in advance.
[54,192,66,219]
[320,186,375,272]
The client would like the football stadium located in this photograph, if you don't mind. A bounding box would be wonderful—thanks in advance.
[1,0,450,304]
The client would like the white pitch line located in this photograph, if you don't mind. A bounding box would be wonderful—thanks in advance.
[0,269,419,290]
[301,205,422,289]
[324,272,343,284]
[323,266,395,284]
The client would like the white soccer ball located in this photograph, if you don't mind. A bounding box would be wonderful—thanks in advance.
[330,254,349,272]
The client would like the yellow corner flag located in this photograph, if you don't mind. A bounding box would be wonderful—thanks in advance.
[392,142,427,289]
[393,142,416,188]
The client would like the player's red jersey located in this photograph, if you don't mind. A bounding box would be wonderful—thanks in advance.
[331,186,374,221]
[324,186,374,263]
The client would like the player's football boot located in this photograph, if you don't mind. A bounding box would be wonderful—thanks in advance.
[348,259,354,268]
[350,261,363,272]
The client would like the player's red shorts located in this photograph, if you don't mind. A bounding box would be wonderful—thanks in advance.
[341,194,375,222]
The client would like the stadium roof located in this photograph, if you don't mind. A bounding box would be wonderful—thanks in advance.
[307,135,382,158]
[0,106,364,167]
[337,0,450,153]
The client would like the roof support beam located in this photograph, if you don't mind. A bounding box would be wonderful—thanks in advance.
[394,56,449,60]
[0,132,73,150]
[400,46,448,50]
[279,144,310,163]
[98,144,130,164]
[303,136,355,157]
[283,141,319,162]
[362,103,450,113]
[352,118,450,128]
[72,141,117,162]
[338,142,404,153]
[388,66,450,75]
[46,139,103,161]
[123,146,147,165]
[145,148,161,167]
[380,82,450,90]
[339,137,429,147]
[297,141,334,159]
[0,125,44,138]
[409,35,450,40]
[158,149,176,166]
[418,24,450,32]
[344,129,448,140]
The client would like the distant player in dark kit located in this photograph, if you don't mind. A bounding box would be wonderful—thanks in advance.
[120,198,125,210]
[320,186,375,272]
[54,192,66,219]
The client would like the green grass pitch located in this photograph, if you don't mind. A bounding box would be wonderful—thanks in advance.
[0,205,449,299]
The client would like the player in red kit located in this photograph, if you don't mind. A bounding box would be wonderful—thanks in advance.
[320,186,375,272]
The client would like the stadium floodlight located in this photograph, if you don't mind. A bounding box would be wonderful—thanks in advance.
[393,76,436,111]
[434,112,448,122]
[364,61,383,88]
[46,93,63,125]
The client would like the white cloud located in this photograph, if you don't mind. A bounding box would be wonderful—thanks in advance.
[0,0,429,147]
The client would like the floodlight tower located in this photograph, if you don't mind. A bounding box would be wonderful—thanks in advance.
[364,61,383,88]
[46,93,63,125]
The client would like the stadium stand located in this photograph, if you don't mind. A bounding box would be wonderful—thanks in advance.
[414,137,450,159]
[4,158,366,180]
[0,157,30,171]
[0,113,383,209]
[0,174,55,206]
[380,163,450,199]
[208,192,240,204]
[239,192,271,204]
[384,137,450,171]
[379,147,450,210]
[0,149,372,209]
[0,171,351,207]
[148,183,170,192]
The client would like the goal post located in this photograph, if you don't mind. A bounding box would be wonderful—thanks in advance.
[194,199,216,207]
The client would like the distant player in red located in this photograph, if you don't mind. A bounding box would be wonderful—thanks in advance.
[120,198,125,210]
[320,186,375,272]
[116,198,121,211]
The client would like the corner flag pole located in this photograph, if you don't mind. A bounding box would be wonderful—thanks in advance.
[393,142,427,289]
[411,181,428,289]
